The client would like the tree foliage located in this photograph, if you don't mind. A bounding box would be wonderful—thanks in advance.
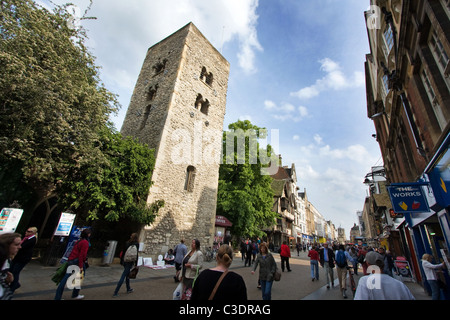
[0,0,119,197]
[58,127,163,224]
[216,120,277,238]
[0,0,162,225]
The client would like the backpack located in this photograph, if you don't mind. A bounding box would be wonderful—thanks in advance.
[336,250,347,268]
[123,244,138,262]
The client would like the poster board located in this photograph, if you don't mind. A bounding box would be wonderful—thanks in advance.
[54,212,76,236]
[0,208,24,234]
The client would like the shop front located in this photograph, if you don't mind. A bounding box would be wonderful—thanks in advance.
[214,215,232,244]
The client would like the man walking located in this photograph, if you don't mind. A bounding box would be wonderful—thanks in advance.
[319,243,335,289]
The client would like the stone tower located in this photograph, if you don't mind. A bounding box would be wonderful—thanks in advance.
[121,23,230,257]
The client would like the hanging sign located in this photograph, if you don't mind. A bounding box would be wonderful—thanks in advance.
[387,183,430,214]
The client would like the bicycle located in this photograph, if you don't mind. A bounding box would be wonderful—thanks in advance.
[346,266,357,299]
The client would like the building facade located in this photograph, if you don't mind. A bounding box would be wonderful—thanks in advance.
[121,23,230,257]
[365,0,450,297]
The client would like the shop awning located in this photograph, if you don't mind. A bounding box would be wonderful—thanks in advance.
[215,215,232,227]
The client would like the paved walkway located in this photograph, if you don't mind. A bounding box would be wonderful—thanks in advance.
[11,250,430,301]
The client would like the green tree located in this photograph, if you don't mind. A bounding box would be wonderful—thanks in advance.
[216,120,277,239]
[0,1,162,226]
[58,127,163,225]
[0,0,118,202]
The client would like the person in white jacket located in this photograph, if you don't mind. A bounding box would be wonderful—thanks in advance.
[422,253,446,300]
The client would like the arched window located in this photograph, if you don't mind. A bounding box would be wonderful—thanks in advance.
[184,166,196,192]
[200,66,213,86]
[146,84,158,101]
[194,94,210,115]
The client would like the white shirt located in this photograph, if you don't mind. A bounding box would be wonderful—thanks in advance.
[354,273,415,300]
[421,260,444,281]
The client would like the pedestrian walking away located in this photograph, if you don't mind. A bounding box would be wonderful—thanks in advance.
[191,244,247,300]
[335,244,351,298]
[54,228,91,300]
[421,253,447,300]
[308,246,319,281]
[9,227,37,293]
[354,251,415,300]
[173,239,187,282]
[280,241,292,272]
[319,243,335,289]
[251,242,277,300]
[113,232,139,297]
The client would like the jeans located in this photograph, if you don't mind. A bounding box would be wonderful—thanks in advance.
[310,260,319,280]
[260,280,273,300]
[54,260,85,300]
[114,262,134,295]
[427,280,440,300]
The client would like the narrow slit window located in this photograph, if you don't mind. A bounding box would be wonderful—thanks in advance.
[184,166,196,192]
[140,104,152,130]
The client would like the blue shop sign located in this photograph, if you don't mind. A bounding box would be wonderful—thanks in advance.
[387,183,430,214]
[427,143,450,208]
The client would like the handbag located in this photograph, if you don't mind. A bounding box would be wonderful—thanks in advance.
[129,266,139,279]
[209,270,229,300]
[51,262,69,285]
[274,269,281,281]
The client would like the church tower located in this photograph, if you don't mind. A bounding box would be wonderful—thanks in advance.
[121,23,230,257]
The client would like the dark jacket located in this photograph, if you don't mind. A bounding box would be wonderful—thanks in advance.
[252,253,277,281]
[13,236,36,264]
[319,247,335,268]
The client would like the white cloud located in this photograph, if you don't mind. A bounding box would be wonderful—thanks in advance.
[293,135,300,141]
[264,100,309,122]
[290,58,365,100]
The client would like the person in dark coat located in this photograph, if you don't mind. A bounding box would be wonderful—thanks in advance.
[319,242,335,289]
[9,227,37,292]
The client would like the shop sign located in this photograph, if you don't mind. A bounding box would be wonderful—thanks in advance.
[427,145,450,208]
[215,215,232,227]
[387,183,430,214]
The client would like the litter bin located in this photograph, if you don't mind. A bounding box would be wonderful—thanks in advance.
[102,240,118,265]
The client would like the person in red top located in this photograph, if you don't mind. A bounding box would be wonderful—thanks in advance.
[280,241,292,272]
[54,229,91,300]
[308,246,320,281]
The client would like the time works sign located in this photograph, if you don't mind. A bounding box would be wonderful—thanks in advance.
[387,183,430,214]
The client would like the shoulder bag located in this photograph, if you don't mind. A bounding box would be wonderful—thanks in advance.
[209,270,229,300]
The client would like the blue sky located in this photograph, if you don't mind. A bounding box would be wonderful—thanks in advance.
[41,0,382,237]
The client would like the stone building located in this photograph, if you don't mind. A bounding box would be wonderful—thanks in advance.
[121,23,230,257]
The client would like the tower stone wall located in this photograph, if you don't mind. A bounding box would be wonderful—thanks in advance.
[121,23,230,257]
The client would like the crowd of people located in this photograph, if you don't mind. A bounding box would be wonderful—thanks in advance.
[1,229,448,301]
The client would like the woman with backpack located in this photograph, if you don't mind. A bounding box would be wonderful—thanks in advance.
[113,233,139,297]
